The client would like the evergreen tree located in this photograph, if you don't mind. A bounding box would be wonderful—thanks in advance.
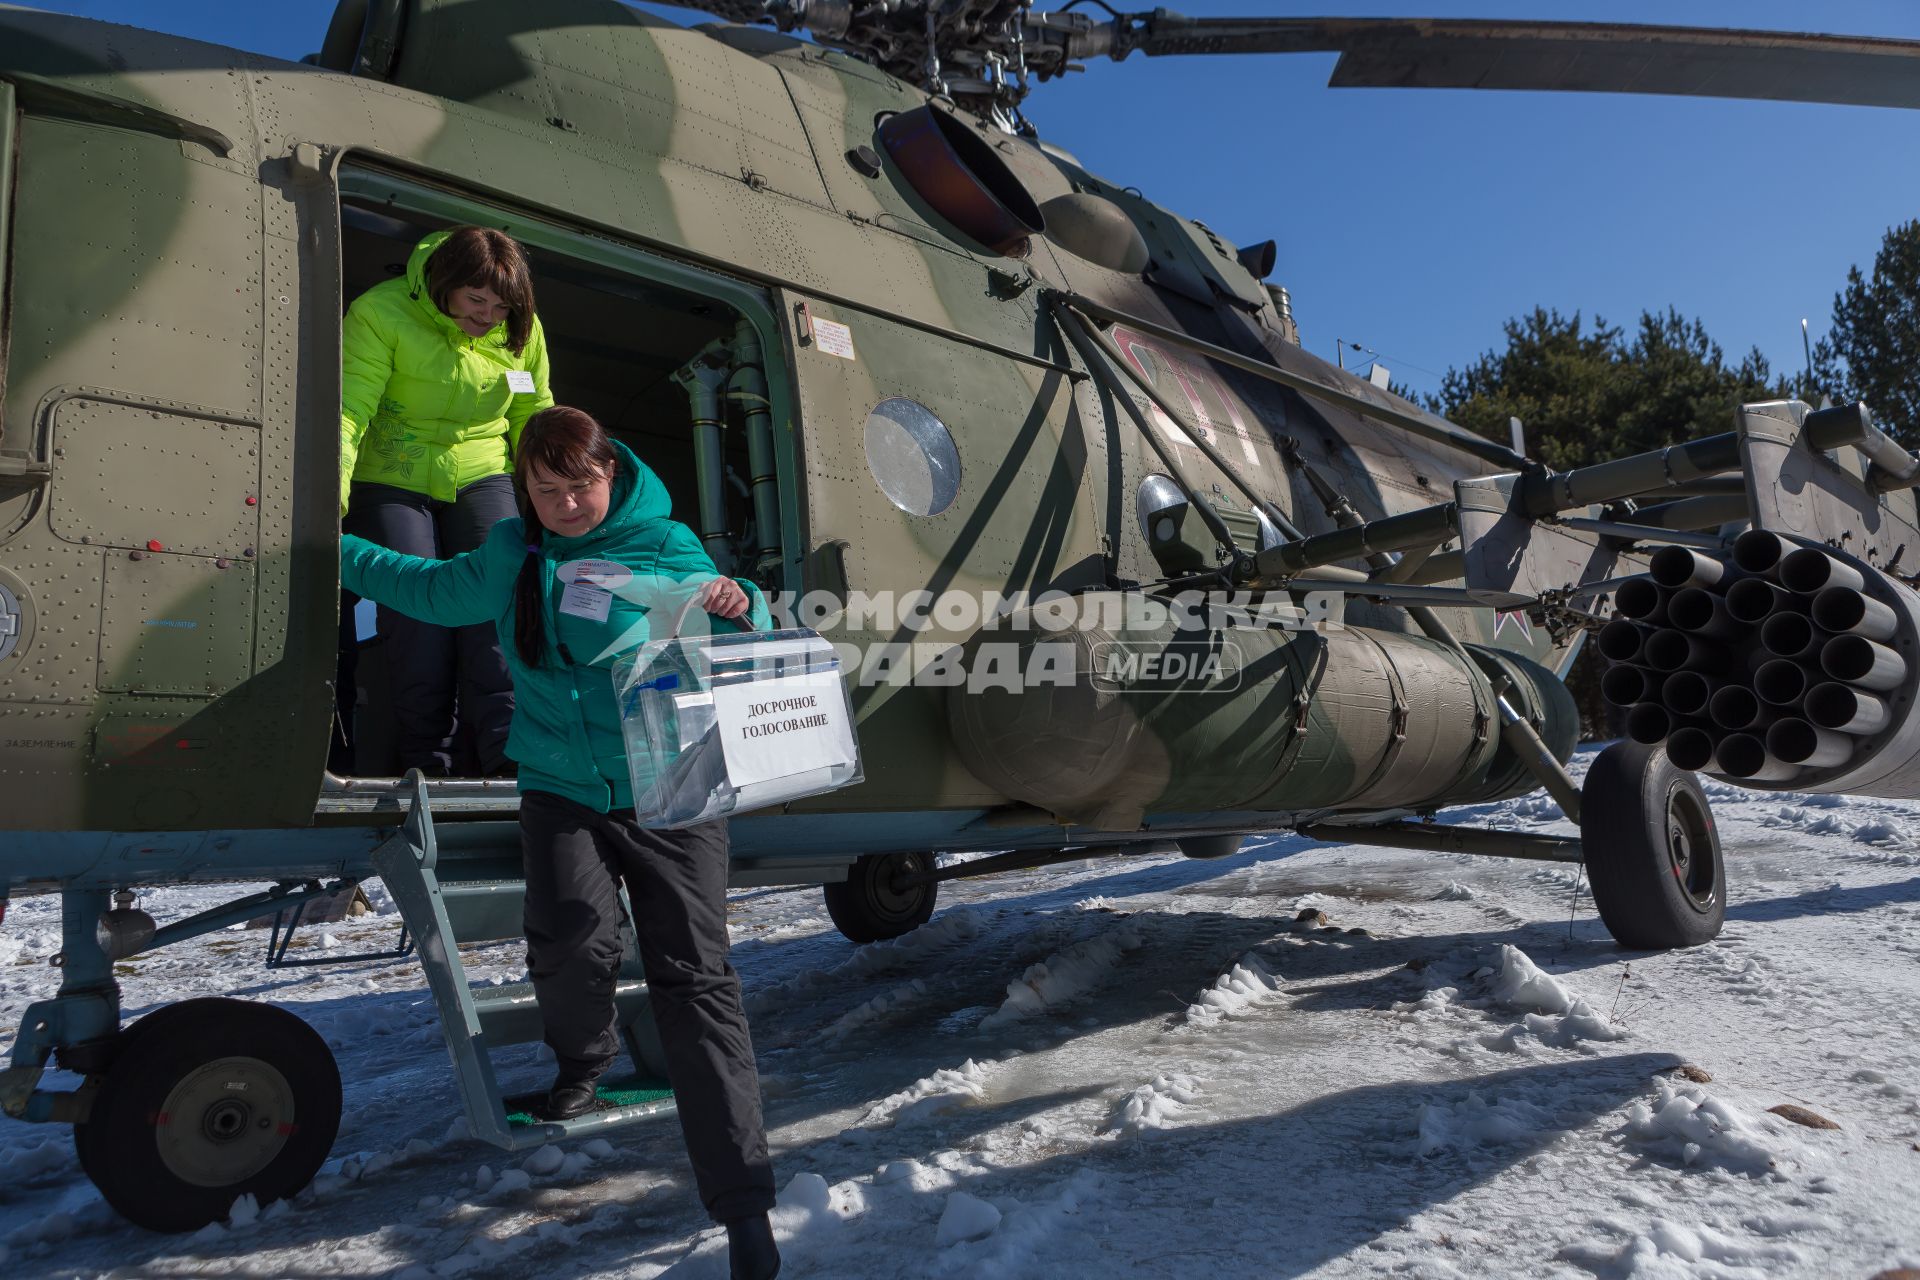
[1435,308,1786,470]
[1812,218,1920,441]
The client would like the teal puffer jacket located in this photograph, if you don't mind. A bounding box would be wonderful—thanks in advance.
[341,443,769,810]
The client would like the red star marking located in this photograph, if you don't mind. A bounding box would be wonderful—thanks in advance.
[1493,610,1533,642]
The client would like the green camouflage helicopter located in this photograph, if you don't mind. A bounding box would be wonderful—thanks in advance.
[5,0,1920,1233]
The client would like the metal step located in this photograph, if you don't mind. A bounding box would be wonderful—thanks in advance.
[316,771,523,819]
[494,1096,679,1150]
[471,978,651,1048]
[369,772,674,1153]
[436,879,528,946]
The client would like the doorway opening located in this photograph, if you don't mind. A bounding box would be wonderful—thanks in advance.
[330,170,794,779]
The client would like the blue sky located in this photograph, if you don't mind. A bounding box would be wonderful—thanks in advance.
[25,1,1920,398]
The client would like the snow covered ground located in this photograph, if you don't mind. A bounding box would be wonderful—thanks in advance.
[4,747,1919,1277]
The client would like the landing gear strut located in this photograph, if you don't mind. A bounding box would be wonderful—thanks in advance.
[74,998,342,1232]
[1580,741,1725,949]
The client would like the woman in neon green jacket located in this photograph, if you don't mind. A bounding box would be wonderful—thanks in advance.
[340,226,554,775]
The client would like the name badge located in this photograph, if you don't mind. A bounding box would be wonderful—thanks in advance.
[558,581,612,623]
[557,559,633,590]
[505,369,537,395]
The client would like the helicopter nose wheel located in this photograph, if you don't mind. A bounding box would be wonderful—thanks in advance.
[1579,741,1725,949]
[73,998,342,1233]
[824,851,939,943]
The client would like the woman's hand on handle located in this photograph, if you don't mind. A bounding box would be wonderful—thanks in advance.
[698,577,750,620]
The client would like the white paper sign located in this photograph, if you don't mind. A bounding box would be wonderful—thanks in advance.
[711,671,855,788]
[812,318,857,361]
[505,369,537,394]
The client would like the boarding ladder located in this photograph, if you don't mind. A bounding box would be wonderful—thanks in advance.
[368,773,677,1151]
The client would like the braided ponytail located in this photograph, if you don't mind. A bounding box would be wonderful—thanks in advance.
[513,532,548,667]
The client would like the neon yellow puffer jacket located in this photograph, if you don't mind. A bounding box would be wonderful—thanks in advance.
[339,230,554,513]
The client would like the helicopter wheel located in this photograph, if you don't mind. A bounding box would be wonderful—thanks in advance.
[74,998,342,1233]
[824,852,938,944]
[1580,741,1725,950]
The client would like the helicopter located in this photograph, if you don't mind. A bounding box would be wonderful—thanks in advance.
[6,0,1920,1234]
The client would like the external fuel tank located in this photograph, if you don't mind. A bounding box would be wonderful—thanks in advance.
[946,592,1576,828]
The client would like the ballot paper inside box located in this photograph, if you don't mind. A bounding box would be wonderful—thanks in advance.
[614,628,863,828]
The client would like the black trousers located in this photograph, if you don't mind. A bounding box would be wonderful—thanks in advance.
[344,476,517,774]
[518,790,776,1223]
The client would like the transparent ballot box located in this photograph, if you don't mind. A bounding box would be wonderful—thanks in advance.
[614,628,862,828]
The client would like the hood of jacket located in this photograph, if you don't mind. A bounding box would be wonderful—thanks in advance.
[540,441,671,555]
[403,229,509,348]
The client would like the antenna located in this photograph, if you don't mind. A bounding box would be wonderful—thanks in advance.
[1801,318,1815,401]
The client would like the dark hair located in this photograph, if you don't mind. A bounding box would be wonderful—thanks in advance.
[424,227,536,355]
[513,407,619,667]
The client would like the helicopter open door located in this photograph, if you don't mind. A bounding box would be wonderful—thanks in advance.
[331,169,801,779]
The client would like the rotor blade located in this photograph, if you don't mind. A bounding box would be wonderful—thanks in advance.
[1111,16,1920,110]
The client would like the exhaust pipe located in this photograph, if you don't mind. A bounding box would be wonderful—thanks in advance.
[1754,658,1816,707]
[1708,684,1773,733]
[1669,587,1743,641]
[1761,611,1825,661]
[1733,529,1797,579]
[1821,634,1907,692]
[1716,731,1801,782]
[1601,664,1661,708]
[1650,544,1730,590]
[1811,586,1899,642]
[1805,682,1890,736]
[1726,576,1804,623]
[1766,718,1854,768]
[1661,670,1722,717]
[1645,629,1721,673]
[1665,726,1720,773]
[1625,702,1672,746]
[1615,577,1669,626]
[1596,618,1654,664]
[1780,547,1867,595]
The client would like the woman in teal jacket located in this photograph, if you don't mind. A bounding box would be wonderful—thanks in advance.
[342,407,780,1280]
[340,226,555,777]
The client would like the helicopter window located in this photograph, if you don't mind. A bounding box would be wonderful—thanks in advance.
[864,397,960,517]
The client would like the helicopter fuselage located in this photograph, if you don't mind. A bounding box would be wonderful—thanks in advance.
[0,0,1567,894]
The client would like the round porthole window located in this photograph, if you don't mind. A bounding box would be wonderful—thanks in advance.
[865,397,960,517]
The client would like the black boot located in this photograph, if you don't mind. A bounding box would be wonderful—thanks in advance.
[539,1078,599,1121]
[727,1213,780,1280]
[539,1053,614,1122]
